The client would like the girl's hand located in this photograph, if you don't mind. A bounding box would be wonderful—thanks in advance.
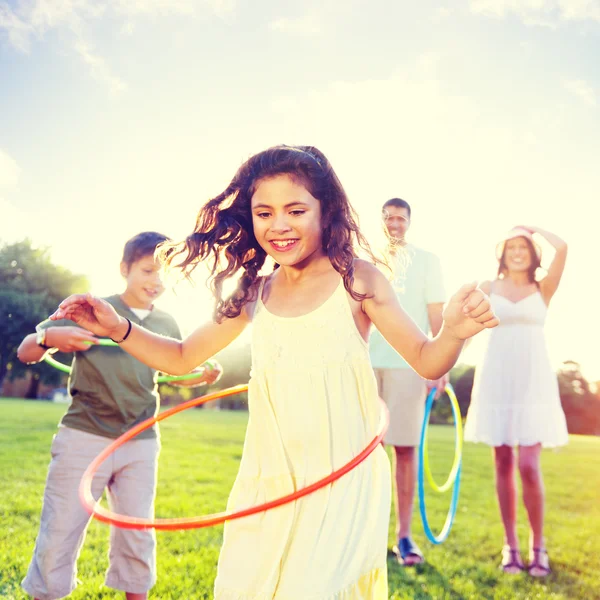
[50,293,124,338]
[45,326,100,353]
[516,225,535,234]
[426,372,450,400]
[442,282,499,340]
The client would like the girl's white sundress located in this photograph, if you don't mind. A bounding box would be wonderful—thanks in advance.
[464,289,569,448]
[214,277,391,599]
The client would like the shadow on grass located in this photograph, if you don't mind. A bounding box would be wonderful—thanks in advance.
[387,549,468,600]
[534,557,600,600]
[387,547,600,600]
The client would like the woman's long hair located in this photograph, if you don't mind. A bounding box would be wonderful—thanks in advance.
[161,145,382,322]
[497,236,542,284]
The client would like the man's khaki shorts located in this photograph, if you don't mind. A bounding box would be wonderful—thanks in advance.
[374,368,427,447]
[22,426,160,600]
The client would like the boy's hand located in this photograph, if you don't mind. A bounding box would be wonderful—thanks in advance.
[167,361,224,388]
[50,293,124,339]
[45,326,100,353]
[202,361,223,385]
[442,282,499,340]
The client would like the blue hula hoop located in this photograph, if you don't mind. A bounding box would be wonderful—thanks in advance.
[418,384,463,544]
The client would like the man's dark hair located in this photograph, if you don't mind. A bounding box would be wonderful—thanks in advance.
[382,198,411,218]
[122,231,170,268]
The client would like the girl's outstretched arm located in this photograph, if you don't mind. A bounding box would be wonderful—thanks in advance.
[355,261,499,380]
[50,293,250,375]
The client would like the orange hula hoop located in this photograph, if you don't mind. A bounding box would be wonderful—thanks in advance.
[79,384,389,530]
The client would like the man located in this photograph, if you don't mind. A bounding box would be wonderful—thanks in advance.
[370,198,448,566]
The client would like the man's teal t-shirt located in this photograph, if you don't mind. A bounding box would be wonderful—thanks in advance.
[370,244,446,370]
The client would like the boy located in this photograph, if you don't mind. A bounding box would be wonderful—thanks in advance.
[17,231,221,600]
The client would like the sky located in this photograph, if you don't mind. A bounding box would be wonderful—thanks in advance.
[1,0,599,379]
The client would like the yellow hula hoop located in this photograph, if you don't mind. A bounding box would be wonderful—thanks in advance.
[423,384,463,493]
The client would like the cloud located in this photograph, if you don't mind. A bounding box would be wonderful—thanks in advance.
[0,1,105,53]
[559,0,600,22]
[432,6,453,22]
[0,0,235,91]
[469,0,600,26]
[112,0,235,18]
[564,78,597,106]
[73,38,127,94]
[0,2,33,51]
[269,15,321,35]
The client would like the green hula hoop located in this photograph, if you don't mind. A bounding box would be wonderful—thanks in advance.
[422,383,463,493]
[43,337,219,384]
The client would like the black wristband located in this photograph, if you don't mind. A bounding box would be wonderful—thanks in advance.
[110,318,132,344]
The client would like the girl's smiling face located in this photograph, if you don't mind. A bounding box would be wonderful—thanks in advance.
[251,174,325,268]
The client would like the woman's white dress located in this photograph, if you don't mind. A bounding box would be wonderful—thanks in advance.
[464,291,569,448]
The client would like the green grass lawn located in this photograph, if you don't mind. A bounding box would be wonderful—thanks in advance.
[1,397,599,599]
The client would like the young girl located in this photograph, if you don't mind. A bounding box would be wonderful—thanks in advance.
[51,145,498,599]
[464,226,568,577]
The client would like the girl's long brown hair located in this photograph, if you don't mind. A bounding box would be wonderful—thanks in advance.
[161,145,382,322]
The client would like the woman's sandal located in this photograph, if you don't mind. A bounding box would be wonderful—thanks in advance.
[528,547,552,577]
[500,545,525,574]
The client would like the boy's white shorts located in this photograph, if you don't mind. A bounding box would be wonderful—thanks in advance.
[22,426,160,600]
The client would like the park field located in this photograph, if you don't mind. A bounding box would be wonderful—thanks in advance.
[1,398,599,600]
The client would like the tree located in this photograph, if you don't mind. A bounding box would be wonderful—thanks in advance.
[430,363,475,424]
[558,360,590,397]
[450,363,476,418]
[557,360,600,435]
[0,239,88,396]
[0,290,53,393]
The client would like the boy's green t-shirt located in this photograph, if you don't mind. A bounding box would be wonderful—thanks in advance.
[41,295,182,439]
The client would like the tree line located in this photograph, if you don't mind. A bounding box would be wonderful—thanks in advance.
[0,240,88,399]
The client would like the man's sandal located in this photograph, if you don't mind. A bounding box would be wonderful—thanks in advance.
[393,537,424,566]
[528,548,552,577]
[500,545,525,574]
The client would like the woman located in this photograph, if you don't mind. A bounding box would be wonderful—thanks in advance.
[464,225,568,577]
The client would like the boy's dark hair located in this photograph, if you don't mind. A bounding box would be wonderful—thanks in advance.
[161,144,382,322]
[382,198,411,218]
[122,232,170,268]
